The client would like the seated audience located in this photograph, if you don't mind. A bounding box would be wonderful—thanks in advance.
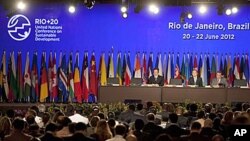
[106,124,127,141]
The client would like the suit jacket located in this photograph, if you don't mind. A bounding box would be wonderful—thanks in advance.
[188,77,203,87]
[148,75,164,86]
[211,77,228,87]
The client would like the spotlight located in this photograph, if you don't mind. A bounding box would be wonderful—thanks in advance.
[225,9,232,16]
[148,4,159,14]
[199,5,207,14]
[122,13,128,18]
[187,12,192,19]
[84,0,95,9]
[17,1,26,10]
[232,7,238,14]
[68,5,76,13]
[121,6,127,13]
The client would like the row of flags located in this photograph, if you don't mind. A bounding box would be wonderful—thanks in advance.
[0,51,249,103]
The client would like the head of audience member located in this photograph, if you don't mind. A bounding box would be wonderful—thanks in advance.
[30,106,39,116]
[212,134,224,141]
[12,117,25,131]
[204,118,213,128]
[28,124,40,135]
[204,103,213,113]
[0,116,12,136]
[190,103,198,113]
[108,118,116,129]
[126,134,137,141]
[90,116,100,128]
[42,112,51,126]
[197,110,205,119]
[114,124,126,137]
[242,103,250,111]
[165,103,175,113]
[95,119,113,140]
[38,104,46,113]
[136,103,143,111]
[134,119,144,131]
[68,122,76,134]
[65,103,75,116]
[6,109,15,120]
[146,113,155,122]
[231,115,250,125]
[221,111,233,125]
[56,116,72,128]
[75,105,83,115]
[128,104,136,112]
[208,113,217,121]
[25,109,37,120]
[74,122,87,134]
[91,106,100,116]
[169,113,178,123]
[154,133,172,141]
[26,115,36,125]
[97,112,106,120]
[192,69,198,77]
[176,106,185,115]
[108,112,115,119]
[153,68,160,77]
[149,106,157,115]
[216,71,223,80]
[146,101,153,110]
[45,122,59,133]
[52,111,65,123]
[213,117,221,129]
[190,121,202,133]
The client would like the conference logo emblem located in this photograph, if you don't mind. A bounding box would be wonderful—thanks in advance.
[7,14,31,41]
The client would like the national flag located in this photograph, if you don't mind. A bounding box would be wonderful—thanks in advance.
[9,52,17,101]
[223,56,227,78]
[142,53,147,84]
[58,53,68,102]
[210,55,217,82]
[68,53,74,102]
[50,53,58,102]
[31,52,39,102]
[81,52,89,102]
[116,52,122,85]
[1,51,8,101]
[219,56,223,75]
[134,52,141,78]
[240,55,245,79]
[73,52,82,103]
[189,54,193,76]
[171,53,175,78]
[227,55,233,86]
[147,53,153,78]
[40,52,48,102]
[125,53,132,86]
[121,53,126,85]
[163,53,167,84]
[167,53,171,84]
[155,53,163,76]
[17,52,23,100]
[174,54,181,79]
[234,55,240,79]
[193,54,198,71]
[200,55,207,86]
[127,52,132,75]
[243,54,249,85]
[216,54,219,71]
[181,54,185,79]
[207,55,211,85]
[90,52,97,99]
[100,53,107,85]
[107,52,114,78]
[198,54,203,77]
[185,53,190,84]
[24,52,31,102]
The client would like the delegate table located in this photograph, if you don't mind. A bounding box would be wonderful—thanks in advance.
[98,86,250,103]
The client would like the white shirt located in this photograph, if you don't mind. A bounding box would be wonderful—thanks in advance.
[69,113,89,124]
[106,135,126,141]
[193,76,197,84]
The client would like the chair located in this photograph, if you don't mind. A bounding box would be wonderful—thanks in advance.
[130,78,142,86]
[233,79,247,87]
[107,78,119,85]
[170,78,182,85]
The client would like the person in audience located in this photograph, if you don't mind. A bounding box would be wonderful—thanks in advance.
[160,103,175,122]
[154,133,172,141]
[90,119,112,141]
[108,118,116,136]
[211,134,224,141]
[0,116,11,140]
[39,122,63,141]
[87,116,100,136]
[30,106,43,127]
[68,105,89,124]
[106,124,127,141]
[180,121,209,141]
[165,113,179,128]
[211,71,228,88]
[142,113,163,141]
[135,103,146,116]
[212,117,224,136]
[97,112,106,120]
[41,112,51,128]
[4,117,33,141]
[148,68,164,86]
[188,69,203,87]
[119,104,137,123]
[133,119,144,141]
[176,106,188,128]
[64,122,95,141]
[6,109,15,122]
[126,134,137,141]
[52,111,65,123]
[195,110,206,127]
[200,118,217,140]
[28,124,42,138]
[56,116,72,138]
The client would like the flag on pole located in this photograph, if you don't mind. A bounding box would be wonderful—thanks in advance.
[68,53,74,102]
[189,54,193,76]
[122,53,126,85]
[240,55,245,79]
[134,52,141,78]
[243,54,249,85]
[17,52,23,101]
[142,53,147,84]
[185,53,190,84]
[58,53,68,102]
[155,53,163,76]
[116,52,122,85]
[51,53,58,102]
[163,53,167,84]
[125,53,132,86]
[31,52,39,102]
[90,52,97,100]
[198,54,203,76]
[100,53,107,86]
[73,52,82,103]
[107,52,114,78]
[147,53,153,78]
[171,53,175,78]
[193,54,198,70]
[9,52,17,101]
[1,51,8,101]
[207,54,211,85]
[227,55,233,87]
[174,54,181,79]
[223,55,227,78]
[181,54,185,80]
[24,52,31,102]
[81,52,89,102]
[200,55,208,86]
[234,55,240,79]
[40,52,48,102]
[210,55,217,82]
[219,56,223,74]
[167,53,171,84]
